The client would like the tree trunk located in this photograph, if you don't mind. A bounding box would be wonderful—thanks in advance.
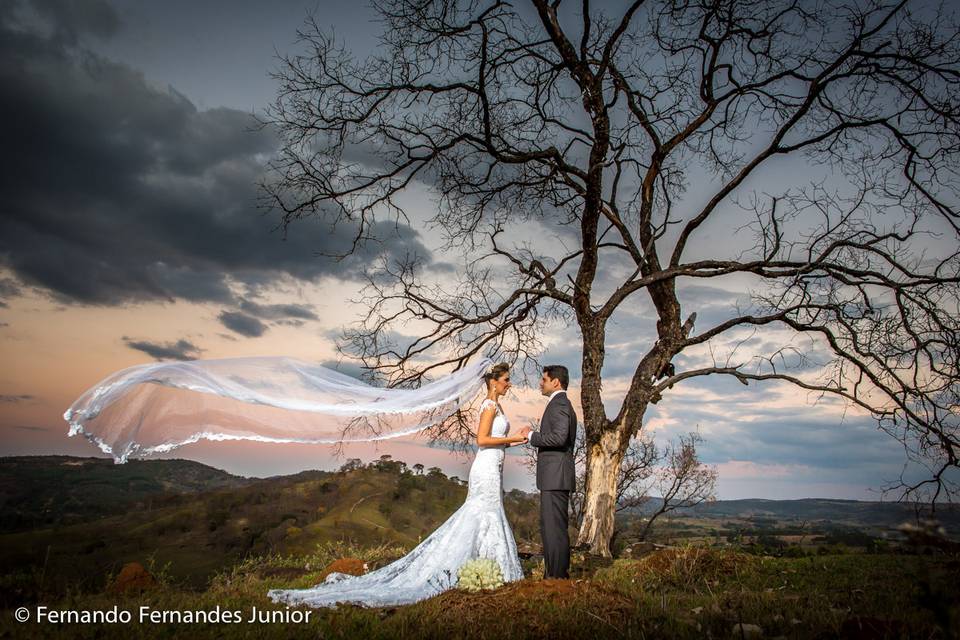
[575,427,627,556]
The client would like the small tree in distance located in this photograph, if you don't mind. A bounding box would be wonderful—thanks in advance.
[636,432,719,541]
[339,458,363,473]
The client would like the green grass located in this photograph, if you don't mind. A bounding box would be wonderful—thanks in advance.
[2,543,956,639]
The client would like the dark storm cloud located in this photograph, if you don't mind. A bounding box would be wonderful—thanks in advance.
[218,311,267,338]
[207,296,318,337]
[29,0,120,41]
[122,336,204,360]
[238,298,318,321]
[0,278,22,297]
[0,0,434,309]
[273,318,305,327]
[0,277,22,308]
[319,359,379,383]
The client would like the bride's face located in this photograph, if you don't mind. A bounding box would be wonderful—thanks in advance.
[491,371,512,396]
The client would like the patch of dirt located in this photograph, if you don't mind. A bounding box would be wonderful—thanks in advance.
[429,577,634,621]
[317,557,368,581]
[511,578,581,598]
[107,561,158,594]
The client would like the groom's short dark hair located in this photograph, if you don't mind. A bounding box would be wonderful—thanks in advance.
[543,365,569,390]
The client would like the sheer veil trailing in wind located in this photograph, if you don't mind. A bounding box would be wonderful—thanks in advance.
[63,356,492,463]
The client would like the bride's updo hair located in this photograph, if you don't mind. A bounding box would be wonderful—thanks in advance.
[482,362,510,387]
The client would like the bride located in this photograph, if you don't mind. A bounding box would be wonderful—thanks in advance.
[267,361,530,608]
[62,354,526,607]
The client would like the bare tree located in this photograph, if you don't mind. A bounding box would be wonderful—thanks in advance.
[258,0,960,556]
[608,431,660,516]
[636,432,719,540]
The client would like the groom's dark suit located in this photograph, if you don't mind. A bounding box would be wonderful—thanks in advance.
[528,390,577,579]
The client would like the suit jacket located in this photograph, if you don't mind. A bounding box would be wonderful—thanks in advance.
[529,391,577,491]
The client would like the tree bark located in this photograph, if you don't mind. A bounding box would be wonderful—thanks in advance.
[575,306,657,556]
[576,427,629,556]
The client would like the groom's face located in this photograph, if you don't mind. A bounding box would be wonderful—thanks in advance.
[539,371,561,396]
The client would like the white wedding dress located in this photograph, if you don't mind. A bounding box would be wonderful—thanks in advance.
[267,398,525,608]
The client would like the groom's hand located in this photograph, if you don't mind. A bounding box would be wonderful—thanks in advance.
[518,426,532,439]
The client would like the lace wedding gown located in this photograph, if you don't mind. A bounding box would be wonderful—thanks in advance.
[267,398,525,608]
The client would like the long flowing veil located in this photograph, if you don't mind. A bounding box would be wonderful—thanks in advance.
[63,356,491,463]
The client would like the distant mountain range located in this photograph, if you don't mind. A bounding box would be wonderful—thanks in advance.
[623,496,960,530]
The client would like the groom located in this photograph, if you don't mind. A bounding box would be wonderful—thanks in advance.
[519,365,577,579]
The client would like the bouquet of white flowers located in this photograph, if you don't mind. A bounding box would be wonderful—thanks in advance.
[456,557,504,592]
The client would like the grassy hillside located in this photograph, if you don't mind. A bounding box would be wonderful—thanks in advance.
[0,458,539,600]
[0,455,255,533]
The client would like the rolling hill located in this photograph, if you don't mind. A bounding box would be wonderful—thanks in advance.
[0,455,538,595]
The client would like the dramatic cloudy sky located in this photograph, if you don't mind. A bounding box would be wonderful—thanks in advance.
[0,0,939,500]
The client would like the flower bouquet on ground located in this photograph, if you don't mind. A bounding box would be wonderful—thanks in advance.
[456,558,504,592]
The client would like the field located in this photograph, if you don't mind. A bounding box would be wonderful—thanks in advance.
[1,455,957,639]
[1,541,956,639]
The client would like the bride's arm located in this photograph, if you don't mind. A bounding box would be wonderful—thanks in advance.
[476,404,527,446]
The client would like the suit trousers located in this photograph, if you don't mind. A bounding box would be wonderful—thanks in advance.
[539,489,571,579]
